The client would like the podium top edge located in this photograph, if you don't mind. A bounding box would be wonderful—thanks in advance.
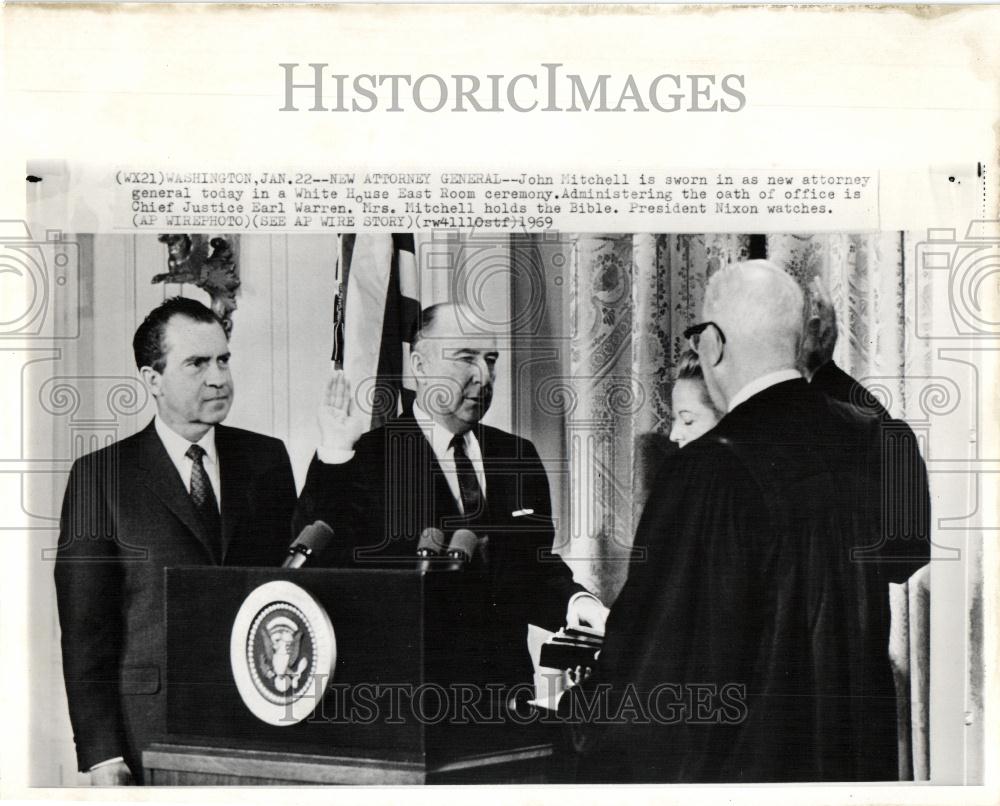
[164,566,486,576]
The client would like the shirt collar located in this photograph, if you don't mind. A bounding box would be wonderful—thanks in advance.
[727,368,802,413]
[154,414,217,465]
[412,402,472,458]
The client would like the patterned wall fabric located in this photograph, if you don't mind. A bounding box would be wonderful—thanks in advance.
[766,232,932,420]
[565,233,751,598]
[565,235,637,599]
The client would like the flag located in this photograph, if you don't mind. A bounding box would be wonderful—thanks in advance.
[332,234,420,431]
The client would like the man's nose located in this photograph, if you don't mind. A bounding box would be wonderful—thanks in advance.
[669,423,680,444]
[470,357,494,383]
[205,361,230,386]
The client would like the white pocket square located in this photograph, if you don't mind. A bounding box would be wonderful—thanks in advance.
[512,508,534,518]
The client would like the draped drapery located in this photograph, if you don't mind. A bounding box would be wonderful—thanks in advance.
[557,232,930,780]
[560,234,751,599]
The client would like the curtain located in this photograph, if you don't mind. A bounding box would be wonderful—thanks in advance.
[767,233,932,418]
[564,234,750,599]
[562,231,930,780]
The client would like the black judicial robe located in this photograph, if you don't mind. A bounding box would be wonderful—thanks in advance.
[567,379,930,783]
[810,359,891,420]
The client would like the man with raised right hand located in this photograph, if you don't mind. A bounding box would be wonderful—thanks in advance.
[294,302,607,692]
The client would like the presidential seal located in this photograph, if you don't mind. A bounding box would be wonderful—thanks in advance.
[230,581,336,726]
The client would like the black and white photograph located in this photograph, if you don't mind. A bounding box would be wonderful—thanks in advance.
[16,230,984,785]
[3,3,999,804]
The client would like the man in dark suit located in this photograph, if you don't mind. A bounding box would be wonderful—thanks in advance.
[799,275,930,563]
[294,302,607,691]
[54,297,296,785]
[565,261,930,782]
[799,275,890,418]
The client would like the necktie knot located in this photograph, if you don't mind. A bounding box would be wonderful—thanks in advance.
[185,443,207,462]
[449,434,466,454]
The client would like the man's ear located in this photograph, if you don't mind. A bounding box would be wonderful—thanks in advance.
[700,326,723,367]
[409,347,425,378]
[804,314,822,339]
[139,366,162,398]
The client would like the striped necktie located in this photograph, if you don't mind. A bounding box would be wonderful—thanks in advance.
[449,433,485,517]
[185,443,221,555]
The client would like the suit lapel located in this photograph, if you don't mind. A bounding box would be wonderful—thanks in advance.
[135,420,217,563]
[216,425,247,564]
[418,422,460,522]
[396,415,461,523]
[475,426,508,524]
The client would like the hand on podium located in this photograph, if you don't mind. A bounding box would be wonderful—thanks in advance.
[318,370,368,458]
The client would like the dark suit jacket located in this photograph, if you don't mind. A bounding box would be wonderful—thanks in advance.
[568,380,930,783]
[811,359,931,565]
[294,415,584,682]
[54,420,296,780]
[811,359,890,419]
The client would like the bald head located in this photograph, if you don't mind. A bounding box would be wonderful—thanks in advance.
[703,260,804,357]
[698,260,804,410]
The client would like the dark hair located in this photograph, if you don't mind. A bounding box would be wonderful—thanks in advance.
[133,296,224,372]
[674,348,722,415]
[412,303,445,348]
[412,302,469,352]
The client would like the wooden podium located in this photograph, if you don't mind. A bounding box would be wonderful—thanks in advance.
[143,742,554,785]
[145,566,562,784]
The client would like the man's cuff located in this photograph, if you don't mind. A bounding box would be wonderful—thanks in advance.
[316,446,356,464]
[89,757,124,771]
[566,590,601,623]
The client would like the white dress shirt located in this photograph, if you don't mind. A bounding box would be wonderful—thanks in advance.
[726,368,802,413]
[411,403,487,514]
[154,415,222,508]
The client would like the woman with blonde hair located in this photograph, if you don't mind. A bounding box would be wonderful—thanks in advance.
[668,348,723,448]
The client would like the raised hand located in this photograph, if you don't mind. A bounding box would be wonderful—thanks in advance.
[318,370,367,453]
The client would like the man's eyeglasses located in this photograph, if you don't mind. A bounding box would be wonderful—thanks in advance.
[683,321,726,366]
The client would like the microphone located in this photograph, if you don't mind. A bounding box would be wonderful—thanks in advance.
[446,529,478,571]
[282,521,334,569]
[416,527,447,573]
